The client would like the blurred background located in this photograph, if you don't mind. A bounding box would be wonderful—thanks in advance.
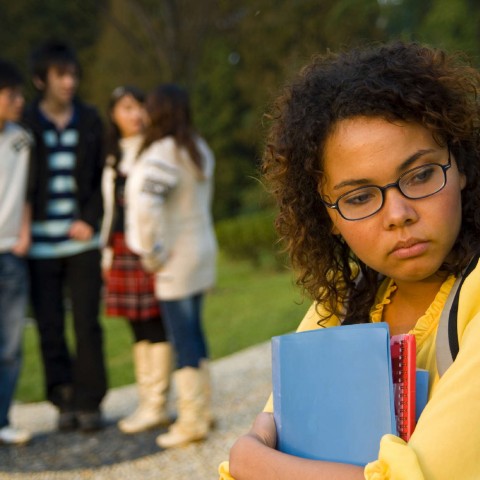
[3,0,479,402]
[3,0,479,223]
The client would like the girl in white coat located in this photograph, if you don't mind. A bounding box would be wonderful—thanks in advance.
[126,84,217,448]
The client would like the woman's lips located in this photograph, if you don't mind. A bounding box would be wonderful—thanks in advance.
[390,239,429,259]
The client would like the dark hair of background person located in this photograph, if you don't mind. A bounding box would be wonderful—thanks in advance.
[0,58,24,90]
[262,41,480,325]
[105,85,145,170]
[140,84,202,170]
[29,40,81,85]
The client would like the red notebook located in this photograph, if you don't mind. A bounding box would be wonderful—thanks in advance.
[390,334,416,441]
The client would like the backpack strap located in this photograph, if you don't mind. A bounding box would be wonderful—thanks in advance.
[436,256,479,376]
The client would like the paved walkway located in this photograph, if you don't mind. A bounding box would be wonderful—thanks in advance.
[0,342,272,480]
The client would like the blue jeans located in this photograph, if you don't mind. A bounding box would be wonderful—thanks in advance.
[0,253,28,428]
[160,293,208,369]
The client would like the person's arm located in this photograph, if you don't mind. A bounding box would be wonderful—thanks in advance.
[229,412,365,480]
[130,140,179,272]
[77,109,105,230]
[12,203,31,256]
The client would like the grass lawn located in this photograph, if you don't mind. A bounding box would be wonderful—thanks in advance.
[15,253,310,403]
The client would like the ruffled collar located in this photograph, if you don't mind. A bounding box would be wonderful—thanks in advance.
[370,275,456,348]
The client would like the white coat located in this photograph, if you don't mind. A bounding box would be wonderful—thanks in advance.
[125,136,217,300]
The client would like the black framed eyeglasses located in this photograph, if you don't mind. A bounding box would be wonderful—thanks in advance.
[321,149,451,221]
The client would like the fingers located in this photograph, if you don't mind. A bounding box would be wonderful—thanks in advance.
[69,221,93,241]
[249,412,277,448]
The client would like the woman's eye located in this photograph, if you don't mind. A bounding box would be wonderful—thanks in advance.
[343,190,376,206]
[406,166,434,185]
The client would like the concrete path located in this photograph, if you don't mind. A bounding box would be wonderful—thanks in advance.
[0,342,272,480]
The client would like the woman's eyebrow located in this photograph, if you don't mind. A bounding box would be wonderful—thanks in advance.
[397,148,437,173]
[332,148,438,191]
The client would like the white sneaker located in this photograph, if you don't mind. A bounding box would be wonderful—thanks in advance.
[0,426,31,445]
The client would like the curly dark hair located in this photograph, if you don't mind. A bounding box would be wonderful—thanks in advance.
[262,41,480,324]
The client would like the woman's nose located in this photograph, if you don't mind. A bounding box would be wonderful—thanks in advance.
[381,187,418,229]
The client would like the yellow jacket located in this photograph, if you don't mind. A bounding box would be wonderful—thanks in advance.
[219,261,480,479]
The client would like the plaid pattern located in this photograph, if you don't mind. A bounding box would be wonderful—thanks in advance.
[104,233,161,321]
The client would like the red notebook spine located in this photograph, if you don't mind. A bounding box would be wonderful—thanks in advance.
[390,334,416,441]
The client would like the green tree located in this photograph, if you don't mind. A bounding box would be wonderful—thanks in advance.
[193,40,260,219]
[0,0,104,101]
[419,0,480,61]
[378,0,480,64]
[377,0,434,40]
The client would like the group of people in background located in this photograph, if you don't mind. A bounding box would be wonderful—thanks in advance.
[0,40,217,449]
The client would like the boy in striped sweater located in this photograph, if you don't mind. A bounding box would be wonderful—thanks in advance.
[23,41,107,432]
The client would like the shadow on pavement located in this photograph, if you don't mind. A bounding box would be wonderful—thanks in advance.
[0,418,168,472]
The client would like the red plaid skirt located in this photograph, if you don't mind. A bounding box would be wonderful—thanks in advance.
[104,233,161,321]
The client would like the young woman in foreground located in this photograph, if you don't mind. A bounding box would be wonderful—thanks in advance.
[220,41,480,479]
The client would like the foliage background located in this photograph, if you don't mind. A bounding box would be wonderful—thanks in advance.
[2,0,480,221]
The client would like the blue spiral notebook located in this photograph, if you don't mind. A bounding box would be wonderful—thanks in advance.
[272,322,396,466]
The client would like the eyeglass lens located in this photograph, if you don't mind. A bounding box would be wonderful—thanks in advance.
[337,163,447,220]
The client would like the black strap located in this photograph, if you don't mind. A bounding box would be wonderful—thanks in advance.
[448,255,479,361]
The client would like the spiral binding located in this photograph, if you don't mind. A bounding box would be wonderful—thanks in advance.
[395,339,408,437]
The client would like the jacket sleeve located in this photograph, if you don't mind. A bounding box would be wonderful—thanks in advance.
[26,131,39,207]
[78,110,105,229]
[100,163,115,247]
[134,140,179,272]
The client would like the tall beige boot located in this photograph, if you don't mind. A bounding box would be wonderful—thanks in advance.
[156,366,211,448]
[118,341,172,434]
[200,359,215,428]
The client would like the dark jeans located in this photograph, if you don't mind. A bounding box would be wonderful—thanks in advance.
[29,249,107,411]
[160,293,208,369]
[0,253,28,428]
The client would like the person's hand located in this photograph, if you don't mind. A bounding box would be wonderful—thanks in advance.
[11,232,30,256]
[247,412,277,448]
[140,244,167,273]
[140,253,163,273]
[69,220,93,241]
[229,413,278,479]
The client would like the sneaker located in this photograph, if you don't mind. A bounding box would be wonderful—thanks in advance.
[0,426,31,445]
[77,410,103,432]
